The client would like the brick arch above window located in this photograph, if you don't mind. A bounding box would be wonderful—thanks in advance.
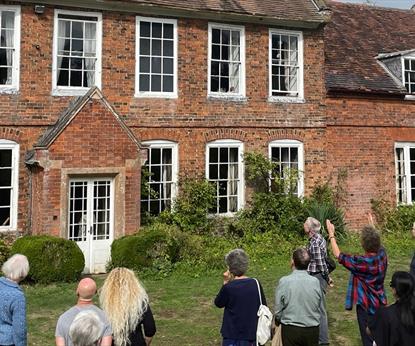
[0,127,21,142]
[203,129,247,143]
[266,129,305,142]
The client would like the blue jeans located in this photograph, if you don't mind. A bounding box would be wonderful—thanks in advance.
[222,339,255,346]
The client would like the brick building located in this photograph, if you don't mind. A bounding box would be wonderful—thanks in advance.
[0,0,331,273]
[325,1,415,228]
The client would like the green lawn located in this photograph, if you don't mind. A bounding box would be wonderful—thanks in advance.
[25,241,413,346]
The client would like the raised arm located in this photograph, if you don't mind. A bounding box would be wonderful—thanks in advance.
[326,220,341,258]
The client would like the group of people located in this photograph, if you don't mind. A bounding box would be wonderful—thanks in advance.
[0,215,414,346]
[0,257,156,346]
[215,217,415,346]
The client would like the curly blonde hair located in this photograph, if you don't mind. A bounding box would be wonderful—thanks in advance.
[99,268,149,346]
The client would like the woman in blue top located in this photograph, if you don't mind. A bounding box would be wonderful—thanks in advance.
[214,249,267,346]
[0,254,29,346]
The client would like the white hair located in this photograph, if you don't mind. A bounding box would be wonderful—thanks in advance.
[1,254,29,282]
[69,310,104,346]
[305,217,321,233]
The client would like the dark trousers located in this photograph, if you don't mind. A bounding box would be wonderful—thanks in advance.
[356,305,374,346]
[281,324,319,346]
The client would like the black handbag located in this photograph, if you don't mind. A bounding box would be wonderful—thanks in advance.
[325,255,336,273]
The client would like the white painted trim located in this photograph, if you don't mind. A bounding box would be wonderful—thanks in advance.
[52,9,102,96]
[394,142,415,204]
[0,139,19,231]
[141,140,179,208]
[268,28,304,101]
[207,22,246,98]
[135,16,178,98]
[268,139,304,197]
[206,139,245,215]
[0,5,21,93]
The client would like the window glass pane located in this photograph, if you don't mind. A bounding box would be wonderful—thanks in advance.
[211,76,219,92]
[209,164,218,179]
[163,40,173,57]
[212,44,220,60]
[139,74,149,91]
[219,164,228,179]
[212,29,220,44]
[211,61,219,76]
[162,148,172,164]
[58,70,69,86]
[230,148,239,163]
[139,57,150,73]
[222,30,230,45]
[163,58,173,75]
[210,148,218,163]
[71,21,83,39]
[70,70,82,86]
[0,207,10,226]
[151,75,161,92]
[163,76,173,92]
[140,38,150,55]
[163,24,173,39]
[0,150,12,167]
[229,197,238,212]
[151,148,161,164]
[0,188,11,205]
[151,166,161,181]
[152,22,162,38]
[151,57,161,74]
[220,148,228,162]
[1,11,14,29]
[219,197,227,213]
[410,148,415,161]
[0,169,11,186]
[85,23,96,40]
[140,22,150,37]
[231,31,240,46]
[152,39,161,56]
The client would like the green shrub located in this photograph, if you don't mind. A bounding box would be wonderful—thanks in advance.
[159,179,216,233]
[110,223,203,275]
[371,198,415,235]
[11,236,84,283]
[0,239,10,268]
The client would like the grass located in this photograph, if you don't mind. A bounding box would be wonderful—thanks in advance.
[25,236,413,346]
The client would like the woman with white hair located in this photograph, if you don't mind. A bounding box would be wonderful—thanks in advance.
[69,310,104,346]
[214,249,267,346]
[99,268,156,346]
[0,254,29,346]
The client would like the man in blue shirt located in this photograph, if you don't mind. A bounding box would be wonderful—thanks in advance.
[275,248,323,346]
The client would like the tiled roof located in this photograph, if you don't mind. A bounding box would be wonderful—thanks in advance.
[325,1,415,95]
[109,0,327,24]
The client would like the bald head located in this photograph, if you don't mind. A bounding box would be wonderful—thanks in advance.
[76,278,97,301]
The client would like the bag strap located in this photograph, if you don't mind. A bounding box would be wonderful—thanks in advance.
[254,278,262,306]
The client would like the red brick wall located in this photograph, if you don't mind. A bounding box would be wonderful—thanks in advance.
[0,2,326,233]
[327,97,415,229]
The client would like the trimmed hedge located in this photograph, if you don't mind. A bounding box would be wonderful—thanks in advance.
[11,236,84,283]
[110,223,203,273]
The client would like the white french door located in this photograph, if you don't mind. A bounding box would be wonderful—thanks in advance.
[68,178,114,273]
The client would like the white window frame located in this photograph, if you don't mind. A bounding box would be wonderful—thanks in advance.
[206,139,244,216]
[141,140,178,215]
[135,17,178,98]
[52,9,102,96]
[207,23,246,99]
[268,139,304,197]
[0,139,19,231]
[394,142,415,204]
[0,5,20,93]
[268,29,304,103]
[402,56,415,95]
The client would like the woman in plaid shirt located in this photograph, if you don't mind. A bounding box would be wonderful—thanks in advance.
[326,219,387,346]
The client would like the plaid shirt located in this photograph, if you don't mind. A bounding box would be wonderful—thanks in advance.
[338,248,388,315]
[307,233,329,279]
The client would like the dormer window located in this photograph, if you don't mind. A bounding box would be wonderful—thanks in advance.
[403,58,415,93]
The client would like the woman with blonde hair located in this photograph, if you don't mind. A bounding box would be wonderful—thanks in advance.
[99,268,156,346]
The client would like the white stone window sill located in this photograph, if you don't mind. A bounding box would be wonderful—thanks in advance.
[52,87,93,97]
[0,86,19,94]
[404,94,415,101]
[268,96,305,104]
[208,94,247,102]
[135,92,178,99]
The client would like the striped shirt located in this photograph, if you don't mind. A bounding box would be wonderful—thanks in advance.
[339,248,388,315]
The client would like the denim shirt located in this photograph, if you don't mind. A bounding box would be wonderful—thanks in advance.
[0,277,27,346]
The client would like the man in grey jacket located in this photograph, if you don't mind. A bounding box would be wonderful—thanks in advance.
[275,248,323,346]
